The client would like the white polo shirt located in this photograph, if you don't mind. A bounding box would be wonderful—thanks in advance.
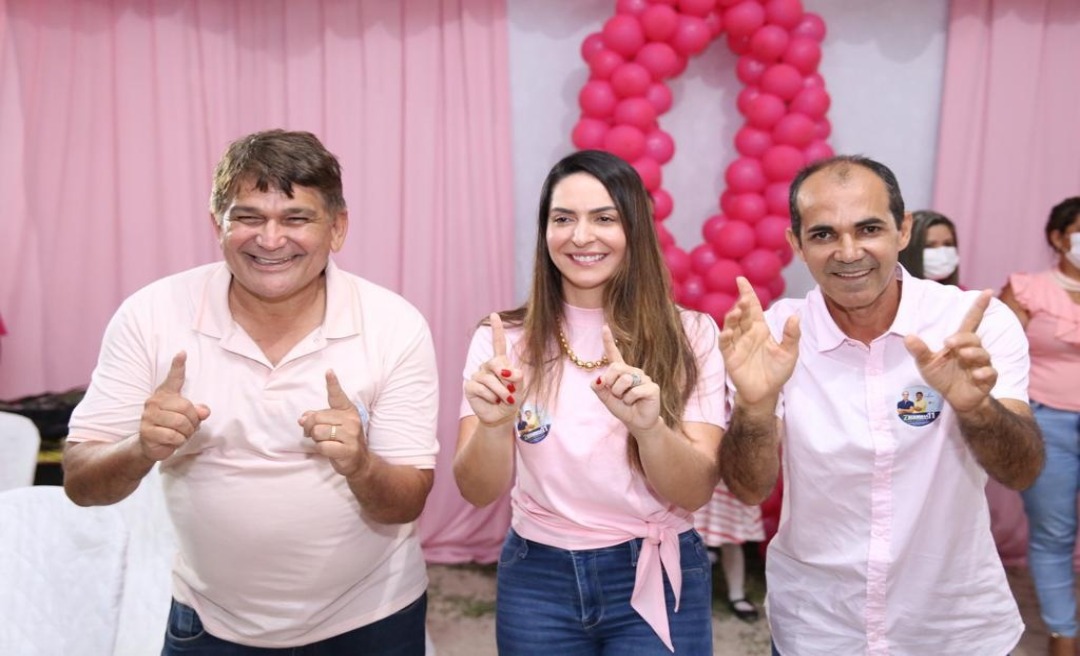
[765,268,1027,656]
[68,261,439,647]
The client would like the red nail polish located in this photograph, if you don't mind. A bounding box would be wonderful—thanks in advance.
[496,398,502,405]
[501,369,512,378]
[596,376,603,386]
[507,383,516,393]
[507,395,515,405]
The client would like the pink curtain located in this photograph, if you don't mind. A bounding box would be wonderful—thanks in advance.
[933,0,1080,566]
[0,0,512,563]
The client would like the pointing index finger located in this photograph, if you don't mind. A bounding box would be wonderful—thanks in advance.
[158,352,188,394]
[490,313,507,359]
[325,370,354,411]
[958,290,992,335]
[601,324,625,364]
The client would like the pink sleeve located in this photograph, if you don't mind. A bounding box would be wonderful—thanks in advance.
[1007,271,1038,311]
[681,311,727,428]
[459,324,494,419]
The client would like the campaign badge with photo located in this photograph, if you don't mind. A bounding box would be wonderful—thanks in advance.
[515,404,551,444]
[895,384,943,427]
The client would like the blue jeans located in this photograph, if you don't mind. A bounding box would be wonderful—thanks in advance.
[1021,401,1080,637]
[495,527,713,655]
[161,593,427,655]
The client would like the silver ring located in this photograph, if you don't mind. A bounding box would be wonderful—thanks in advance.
[630,372,642,388]
[329,424,338,440]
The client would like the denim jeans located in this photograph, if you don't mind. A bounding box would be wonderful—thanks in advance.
[1021,401,1080,637]
[160,593,427,655]
[495,527,713,655]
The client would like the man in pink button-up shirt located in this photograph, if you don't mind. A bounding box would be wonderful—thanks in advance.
[718,155,1044,656]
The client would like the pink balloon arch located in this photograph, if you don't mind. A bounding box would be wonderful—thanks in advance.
[572,0,833,322]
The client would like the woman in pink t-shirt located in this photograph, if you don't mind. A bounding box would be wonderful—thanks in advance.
[454,150,726,654]
[1000,196,1080,656]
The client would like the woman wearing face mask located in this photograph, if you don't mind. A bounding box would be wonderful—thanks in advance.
[1000,196,1080,656]
[898,210,961,286]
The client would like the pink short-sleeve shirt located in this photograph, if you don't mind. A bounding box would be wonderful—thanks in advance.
[68,261,439,648]
[764,270,1027,656]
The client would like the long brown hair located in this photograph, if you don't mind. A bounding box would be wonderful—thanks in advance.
[489,150,700,471]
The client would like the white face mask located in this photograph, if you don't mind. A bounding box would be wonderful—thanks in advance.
[1066,233,1080,269]
[922,246,959,281]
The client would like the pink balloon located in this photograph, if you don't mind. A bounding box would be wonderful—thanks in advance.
[603,15,646,58]
[726,193,768,223]
[633,157,662,191]
[735,126,773,158]
[636,42,681,79]
[745,93,786,129]
[762,145,806,181]
[777,242,795,265]
[764,181,790,216]
[736,56,768,85]
[764,0,803,30]
[741,248,784,284]
[655,221,675,248]
[588,48,625,79]
[803,72,825,88]
[616,0,650,14]
[713,220,757,260]
[750,24,790,62]
[579,80,618,118]
[704,259,743,294]
[736,85,761,116]
[678,0,718,18]
[653,0,679,6]
[700,292,737,322]
[815,117,831,139]
[783,37,822,75]
[704,10,724,36]
[723,1,766,39]
[641,4,680,41]
[725,157,767,193]
[702,214,727,246]
[663,245,692,281]
[760,63,803,101]
[611,62,652,98]
[670,16,712,56]
[582,33,606,62]
[792,12,826,42]
[766,274,787,300]
[604,125,646,162]
[790,85,831,119]
[678,274,706,308]
[645,82,674,114]
[727,33,752,55]
[690,243,720,275]
[755,215,791,250]
[644,128,675,164]
[804,140,834,164]
[772,113,816,148]
[615,97,658,130]
[651,188,674,220]
[572,118,610,150]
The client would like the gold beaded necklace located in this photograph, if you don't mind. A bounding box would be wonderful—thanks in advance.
[557,329,609,370]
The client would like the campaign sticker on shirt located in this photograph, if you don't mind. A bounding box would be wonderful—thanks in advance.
[515,404,550,444]
[895,385,943,427]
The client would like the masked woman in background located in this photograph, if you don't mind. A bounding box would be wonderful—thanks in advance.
[898,210,961,286]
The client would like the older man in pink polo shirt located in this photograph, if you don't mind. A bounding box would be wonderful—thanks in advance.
[718,155,1044,656]
[62,130,438,655]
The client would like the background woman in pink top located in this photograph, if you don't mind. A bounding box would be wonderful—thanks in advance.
[1001,196,1080,656]
[454,150,726,654]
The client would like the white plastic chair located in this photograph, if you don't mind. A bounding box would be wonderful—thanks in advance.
[0,486,128,656]
[0,411,41,491]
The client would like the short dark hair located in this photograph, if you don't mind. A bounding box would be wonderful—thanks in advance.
[788,155,905,243]
[899,210,960,286]
[1046,197,1080,249]
[210,130,346,219]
